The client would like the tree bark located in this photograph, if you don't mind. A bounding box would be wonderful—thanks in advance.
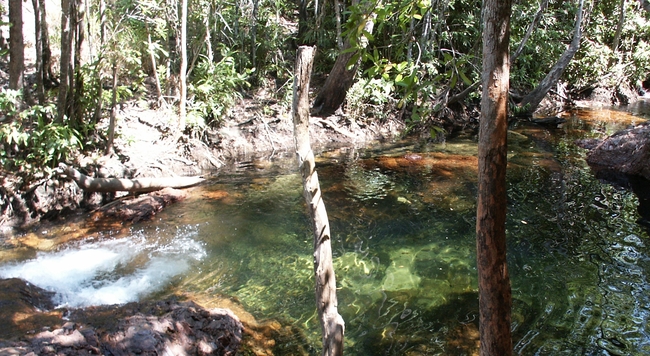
[39,0,56,88]
[312,9,376,116]
[179,0,188,128]
[71,0,85,127]
[519,0,584,114]
[292,46,344,356]
[105,60,119,155]
[58,0,73,122]
[60,164,205,193]
[477,0,512,355]
[8,0,24,91]
[612,0,625,51]
[31,0,45,103]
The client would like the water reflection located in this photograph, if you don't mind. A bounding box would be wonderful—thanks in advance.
[0,108,649,354]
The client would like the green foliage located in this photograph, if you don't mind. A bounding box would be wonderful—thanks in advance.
[0,91,82,173]
[346,77,396,121]
[186,50,250,135]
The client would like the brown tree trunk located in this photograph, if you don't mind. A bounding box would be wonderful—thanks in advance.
[71,0,85,127]
[32,0,45,103]
[8,0,24,91]
[312,8,376,116]
[179,0,188,129]
[519,0,584,114]
[58,0,73,122]
[292,46,345,356]
[39,0,56,87]
[477,0,512,355]
[105,60,119,155]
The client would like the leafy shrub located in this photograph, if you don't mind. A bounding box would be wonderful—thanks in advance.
[186,50,250,135]
[0,90,82,174]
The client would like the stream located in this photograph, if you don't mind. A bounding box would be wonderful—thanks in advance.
[1,105,649,355]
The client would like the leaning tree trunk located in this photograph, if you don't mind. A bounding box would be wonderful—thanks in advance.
[477,0,513,355]
[519,0,584,114]
[511,0,549,65]
[293,46,345,356]
[612,0,625,51]
[8,0,24,91]
[312,7,376,117]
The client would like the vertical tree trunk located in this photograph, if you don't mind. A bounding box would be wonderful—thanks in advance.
[292,46,345,356]
[179,0,188,128]
[39,0,56,87]
[204,4,213,62]
[92,0,106,124]
[32,0,45,103]
[72,0,85,126]
[333,0,343,49]
[251,0,258,68]
[105,60,119,155]
[58,0,73,122]
[8,0,24,91]
[477,0,512,355]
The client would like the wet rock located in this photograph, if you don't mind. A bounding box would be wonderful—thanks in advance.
[577,121,650,180]
[0,279,244,355]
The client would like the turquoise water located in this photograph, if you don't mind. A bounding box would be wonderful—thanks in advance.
[1,107,649,354]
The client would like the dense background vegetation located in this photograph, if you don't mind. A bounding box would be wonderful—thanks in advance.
[1,0,649,178]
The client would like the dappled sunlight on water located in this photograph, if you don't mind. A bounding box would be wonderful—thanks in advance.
[0,108,649,354]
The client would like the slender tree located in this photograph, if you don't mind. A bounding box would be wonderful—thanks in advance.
[511,0,549,65]
[31,0,45,103]
[476,0,513,355]
[38,0,55,88]
[8,0,24,91]
[293,46,345,356]
[179,0,188,128]
[58,0,73,122]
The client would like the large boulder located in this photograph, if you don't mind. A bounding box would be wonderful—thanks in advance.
[577,121,650,180]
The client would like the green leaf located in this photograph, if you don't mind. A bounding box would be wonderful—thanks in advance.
[459,70,472,86]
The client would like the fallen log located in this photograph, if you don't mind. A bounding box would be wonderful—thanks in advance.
[59,164,205,193]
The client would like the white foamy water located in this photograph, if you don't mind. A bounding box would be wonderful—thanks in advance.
[0,229,206,308]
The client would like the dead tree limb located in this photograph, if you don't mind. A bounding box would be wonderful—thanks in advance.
[59,164,205,193]
[292,46,345,356]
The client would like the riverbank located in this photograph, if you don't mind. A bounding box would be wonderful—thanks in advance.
[0,92,408,235]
